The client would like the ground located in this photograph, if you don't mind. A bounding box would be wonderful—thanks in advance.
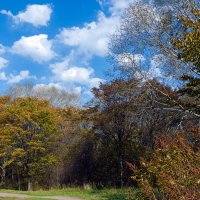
[0,188,136,200]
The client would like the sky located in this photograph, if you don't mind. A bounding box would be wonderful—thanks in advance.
[0,0,134,101]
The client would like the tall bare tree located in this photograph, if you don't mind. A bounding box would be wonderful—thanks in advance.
[8,83,79,108]
[109,0,199,118]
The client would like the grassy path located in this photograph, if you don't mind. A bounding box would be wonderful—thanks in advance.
[0,192,81,200]
[0,189,133,200]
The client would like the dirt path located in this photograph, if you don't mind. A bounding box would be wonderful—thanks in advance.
[0,192,82,200]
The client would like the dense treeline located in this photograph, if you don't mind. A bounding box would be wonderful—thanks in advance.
[0,0,200,199]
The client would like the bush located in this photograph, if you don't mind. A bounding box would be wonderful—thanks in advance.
[128,129,200,200]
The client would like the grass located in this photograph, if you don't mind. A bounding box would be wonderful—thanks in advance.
[0,188,140,200]
[0,199,54,200]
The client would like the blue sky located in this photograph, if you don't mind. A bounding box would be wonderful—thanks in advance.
[0,0,133,101]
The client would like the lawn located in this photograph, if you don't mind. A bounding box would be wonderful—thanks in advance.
[0,188,140,200]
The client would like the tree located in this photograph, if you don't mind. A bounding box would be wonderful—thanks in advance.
[0,96,11,185]
[50,107,94,187]
[0,97,60,190]
[88,78,182,187]
[8,83,79,108]
[128,127,200,199]
[88,80,139,188]
[172,8,200,115]
[109,0,200,118]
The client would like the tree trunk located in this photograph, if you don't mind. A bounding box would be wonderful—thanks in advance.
[118,137,124,189]
[27,177,33,191]
[17,171,21,190]
[0,166,5,185]
[120,153,123,189]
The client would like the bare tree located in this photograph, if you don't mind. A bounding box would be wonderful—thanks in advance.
[8,83,80,108]
[109,0,200,118]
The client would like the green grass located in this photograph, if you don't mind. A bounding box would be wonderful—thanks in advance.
[0,188,140,200]
[0,199,53,200]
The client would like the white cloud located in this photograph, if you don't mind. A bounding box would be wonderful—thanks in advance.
[57,0,134,62]
[135,54,166,81]
[11,34,55,63]
[52,0,131,98]
[60,67,102,87]
[88,77,103,88]
[146,66,162,79]
[7,70,30,84]
[117,53,145,67]
[57,12,120,58]
[71,86,82,95]
[33,83,62,91]
[0,70,32,83]
[109,0,135,15]
[0,10,13,17]
[0,44,6,54]
[49,58,70,73]
[97,0,133,14]
[0,0,133,99]
[97,0,107,8]
[60,67,93,83]
[0,57,8,69]
[50,59,103,87]
[0,72,7,81]
[0,4,52,27]
[151,54,166,67]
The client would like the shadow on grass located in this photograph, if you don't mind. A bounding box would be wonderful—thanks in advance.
[85,189,129,200]
[95,189,143,200]
[101,193,127,200]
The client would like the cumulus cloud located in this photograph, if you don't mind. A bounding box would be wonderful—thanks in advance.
[33,83,62,91]
[50,59,103,88]
[57,12,119,58]
[96,0,107,8]
[0,0,133,99]
[0,72,7,81]
[109,0,135,15]
[0,70,33,83]
[58,67,93,83]
[0,4,52,27]
[97,0,133,14]
[57,0,134,62]
[117,53,145,67]
[7,70,31,84]
[71,86,82,95]
[151,54,166,68]
[134,54,167,81]
[11,34,55,63]
[0,57,9,69]
[52,0,133,98]
[0,44,6,54]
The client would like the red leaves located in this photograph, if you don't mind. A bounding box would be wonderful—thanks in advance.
[126,161,137,170]
[128,127,200,199]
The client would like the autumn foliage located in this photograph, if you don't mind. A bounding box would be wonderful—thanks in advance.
[0,98,60,189]
[128,126,200,199]
[0,1,199,198]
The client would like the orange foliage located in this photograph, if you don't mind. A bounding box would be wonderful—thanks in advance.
[128,129,200,200]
